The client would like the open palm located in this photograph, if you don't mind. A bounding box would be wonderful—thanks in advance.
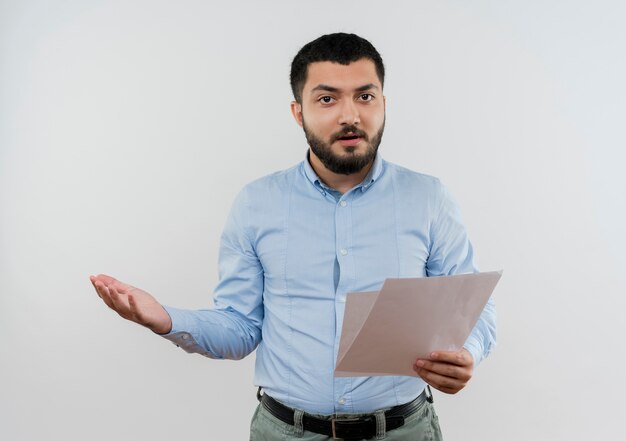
[90,274,172,334]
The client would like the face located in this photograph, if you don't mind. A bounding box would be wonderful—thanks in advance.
[291,58,386,175]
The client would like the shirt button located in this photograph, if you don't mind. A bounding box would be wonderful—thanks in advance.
[339,200,347,207]
[340,248,348,256]
[338,398,346,405]
[182,334,189,340]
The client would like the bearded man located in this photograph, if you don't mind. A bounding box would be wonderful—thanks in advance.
[91,32,496,440]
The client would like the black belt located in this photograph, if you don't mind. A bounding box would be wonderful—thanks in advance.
[258,387,432,440]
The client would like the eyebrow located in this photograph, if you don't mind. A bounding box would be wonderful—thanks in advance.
[310,83,379,94]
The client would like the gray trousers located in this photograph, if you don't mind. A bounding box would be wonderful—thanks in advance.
[249,397,444,441]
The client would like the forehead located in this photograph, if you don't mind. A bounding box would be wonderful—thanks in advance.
[303,59,381,94]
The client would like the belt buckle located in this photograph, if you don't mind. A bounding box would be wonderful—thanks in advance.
[331,417,361,440]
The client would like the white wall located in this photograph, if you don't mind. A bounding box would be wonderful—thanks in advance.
[1,1,624,440]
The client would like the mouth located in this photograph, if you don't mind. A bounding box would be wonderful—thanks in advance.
[336,132,364,147]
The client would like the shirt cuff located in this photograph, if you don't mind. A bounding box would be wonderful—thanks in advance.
[160,305,194,335]
[158,306,211,356]
[463,334,484,367]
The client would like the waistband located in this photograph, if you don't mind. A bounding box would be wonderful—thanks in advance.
[257,387,432,440]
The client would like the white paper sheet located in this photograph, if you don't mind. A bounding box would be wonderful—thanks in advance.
[334,271,502,377]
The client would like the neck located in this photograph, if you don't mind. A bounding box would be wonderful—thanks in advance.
[308,149,374,194]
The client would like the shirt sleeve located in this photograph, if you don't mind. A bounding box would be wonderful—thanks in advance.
[160,187,264,360]
[426,181,497,366]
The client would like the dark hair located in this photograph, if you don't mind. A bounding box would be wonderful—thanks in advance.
[290,33,385,104]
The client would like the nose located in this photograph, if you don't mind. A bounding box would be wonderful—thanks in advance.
[338,99,360,126]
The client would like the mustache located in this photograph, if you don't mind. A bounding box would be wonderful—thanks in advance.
[332,125,368,142]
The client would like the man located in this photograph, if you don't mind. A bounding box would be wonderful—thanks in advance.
[91,33,496,440]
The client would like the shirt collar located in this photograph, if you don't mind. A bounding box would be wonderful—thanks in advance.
[302,150,384,195]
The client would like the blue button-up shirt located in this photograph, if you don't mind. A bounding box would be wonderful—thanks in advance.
[162,153,496,414]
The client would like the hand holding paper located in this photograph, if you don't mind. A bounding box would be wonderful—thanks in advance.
[334,271,502,378]
[413,348,474,394]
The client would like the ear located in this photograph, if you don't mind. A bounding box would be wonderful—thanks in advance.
[383,95,387,109]
[290,101,303,127]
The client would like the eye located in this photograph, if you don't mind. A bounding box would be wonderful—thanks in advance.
[359,93,374,102]
[319,96,335,104]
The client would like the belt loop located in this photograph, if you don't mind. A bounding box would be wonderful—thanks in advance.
[293,408,304,437]
[375,409,386,439]
[425,385,434,403]
[257,387,263,402]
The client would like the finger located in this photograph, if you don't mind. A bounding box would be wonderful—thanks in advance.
[96,282,115,309]
[414,360,471,382]
[90,276,102,298]
[429,383,459,395]
[429,350,472,366]
[108,285,129,311]
[93,274,119,285]
[93,274,132,292]
[94,280,107,299]
[413,367,466,393]
[127,293,145,325]
[91,277,109,298]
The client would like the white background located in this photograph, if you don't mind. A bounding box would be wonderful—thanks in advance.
[1,1,625,440]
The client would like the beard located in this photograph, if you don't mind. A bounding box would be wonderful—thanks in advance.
[302,116,385,175]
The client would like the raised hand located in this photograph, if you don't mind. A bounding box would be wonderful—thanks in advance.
[90,274,172,334]
[413,348,474,394]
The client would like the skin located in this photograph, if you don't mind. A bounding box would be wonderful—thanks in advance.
[90,274,172,334]
[291,59,386,194]
[413,349,474,394]
[91,58,474,394]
